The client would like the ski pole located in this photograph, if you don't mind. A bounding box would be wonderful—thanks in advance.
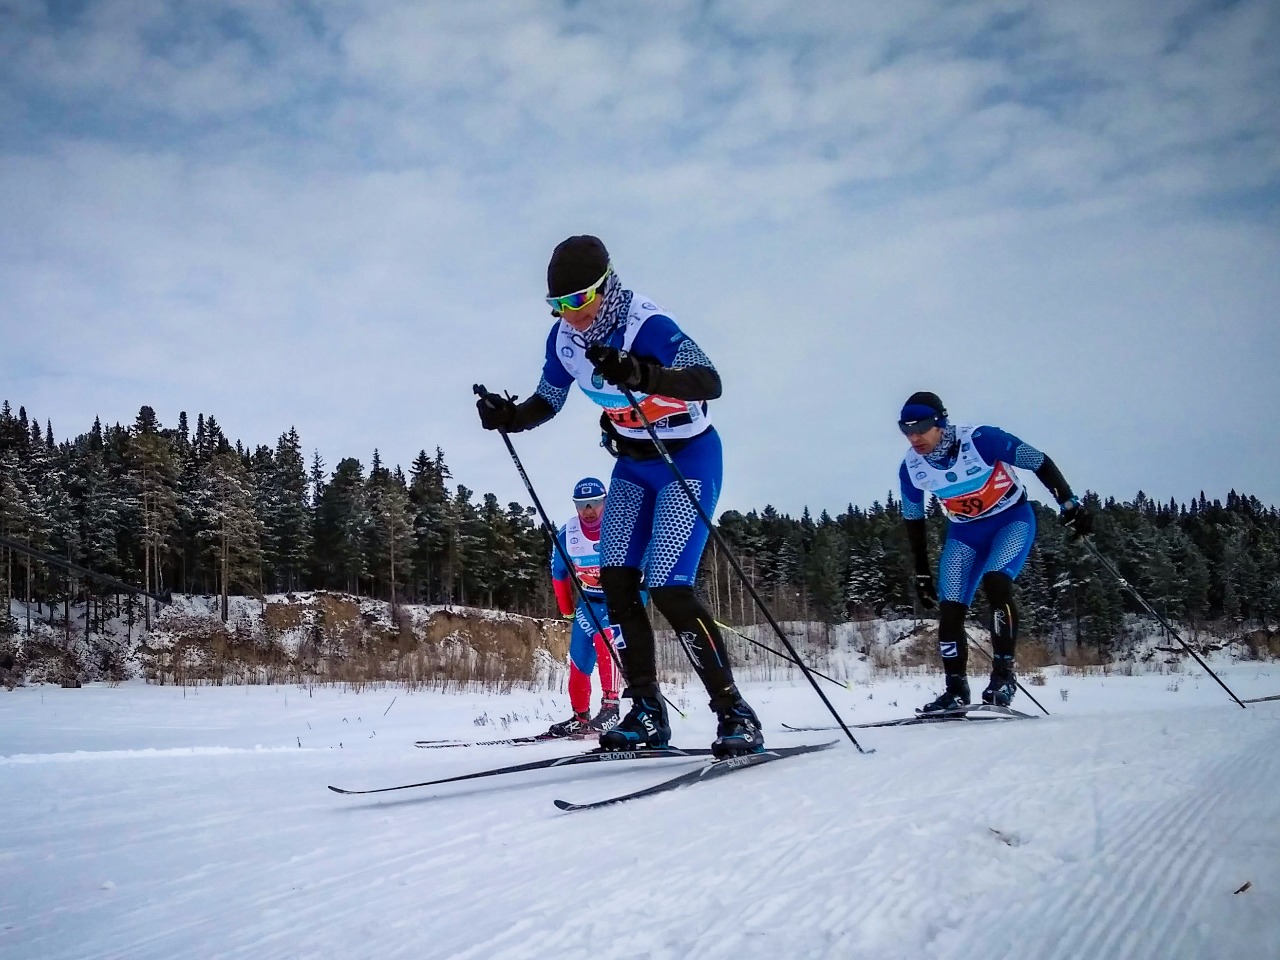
[616,385,870,754]
[714,620,851,690]
[472,385,685,719]
[0,533,172,606]
[1082,537,1245,708]
[966,632,1050,716]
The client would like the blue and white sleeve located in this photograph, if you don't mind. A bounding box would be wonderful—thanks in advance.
[972,425,1077,502]
[900,462,926,520]
[629,314,721,400]
[535,325,573,412]
[971,426,1045,471]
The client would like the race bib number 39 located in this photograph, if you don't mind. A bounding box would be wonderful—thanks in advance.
[941,462,1017,520]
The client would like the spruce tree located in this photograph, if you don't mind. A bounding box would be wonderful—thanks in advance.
[408,449,452,603]
[257,429,312,592]
[196,449,265,620]
[367,466,414,606]
[125,409,179,627]
[312,458,370,594]
[803,520,847,624]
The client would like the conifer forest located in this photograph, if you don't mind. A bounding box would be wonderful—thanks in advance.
[1,400,1277,653]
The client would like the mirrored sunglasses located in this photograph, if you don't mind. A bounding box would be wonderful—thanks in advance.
[546,268,610,315]
[574,497,606,509]
[899,416,943,436]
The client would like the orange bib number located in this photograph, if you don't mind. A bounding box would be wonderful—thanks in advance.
[940,463,1016,520]
[604,394,688,430]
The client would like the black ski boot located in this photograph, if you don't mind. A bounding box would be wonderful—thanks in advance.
[587,697,620,732]
[982,656,1017,707]
[598,691,670,750]
[921,674,971,713]
[546,711,590,737]
[710,692,765,758]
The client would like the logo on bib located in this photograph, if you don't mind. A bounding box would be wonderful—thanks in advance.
[946,472,958,482]
[592,373,604,389]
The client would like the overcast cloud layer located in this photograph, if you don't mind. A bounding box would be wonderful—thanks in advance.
[2,0,1278,517]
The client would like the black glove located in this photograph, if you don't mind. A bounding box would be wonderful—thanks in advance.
[1059,498,1092,540]
[476,391,518,431]
[585,344,648,390]
[914,573,938,611]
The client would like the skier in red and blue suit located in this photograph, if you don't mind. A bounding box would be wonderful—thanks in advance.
[545,477,624,736]
[897,391,1092,713]
[476,235,764,757]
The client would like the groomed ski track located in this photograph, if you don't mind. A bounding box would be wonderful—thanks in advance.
[1,669,1277,960]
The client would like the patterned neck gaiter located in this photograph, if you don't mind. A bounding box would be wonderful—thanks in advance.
[924,423,960,468]
[580,273,632,345]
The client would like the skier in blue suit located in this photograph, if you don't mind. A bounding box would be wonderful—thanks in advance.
[897,391,1092,712]
[476,235,763,757]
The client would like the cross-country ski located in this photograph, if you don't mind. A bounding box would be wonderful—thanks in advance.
[783,703,1039,731]
[413,729,599,749]
[329,744,713,796]
[553,740,837,811]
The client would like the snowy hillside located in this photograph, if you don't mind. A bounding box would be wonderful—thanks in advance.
[2,662,1277,960]
[3,592,571,690]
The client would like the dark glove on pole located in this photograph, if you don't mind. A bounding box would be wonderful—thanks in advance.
[914,573,938,610]
[475,391,519,431]
[1059,497,1093,540]
[585,345,649,391]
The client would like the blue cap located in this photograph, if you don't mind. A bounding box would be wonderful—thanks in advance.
[572,477,607,501]
[900,391,947,427]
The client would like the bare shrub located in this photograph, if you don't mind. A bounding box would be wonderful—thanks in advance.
[867,643,897,677]
[1241,628,1280,661]
[900,628,938,669]
[1012,638,1054,670]
[11,638,81,686]
[1062,643,1107,672]
[397,609,569,693]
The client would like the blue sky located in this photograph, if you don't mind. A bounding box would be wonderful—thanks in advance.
[2,0,1278,517]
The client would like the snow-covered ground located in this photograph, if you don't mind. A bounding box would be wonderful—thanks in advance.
[2,664,1278,960]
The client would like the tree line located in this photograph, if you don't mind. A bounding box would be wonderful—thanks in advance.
[0,402,548,633]
[1,401,1277,650]
[713,485,1279,650]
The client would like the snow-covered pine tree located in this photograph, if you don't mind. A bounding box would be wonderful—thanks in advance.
[196,448,264,621]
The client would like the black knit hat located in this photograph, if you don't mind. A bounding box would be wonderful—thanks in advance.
[900,391,947,421]
[547,235,610,296]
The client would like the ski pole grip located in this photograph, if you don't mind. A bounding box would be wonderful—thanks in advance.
[472,383,487,397]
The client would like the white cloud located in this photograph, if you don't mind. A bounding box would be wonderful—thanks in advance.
[1,0,1277,517]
